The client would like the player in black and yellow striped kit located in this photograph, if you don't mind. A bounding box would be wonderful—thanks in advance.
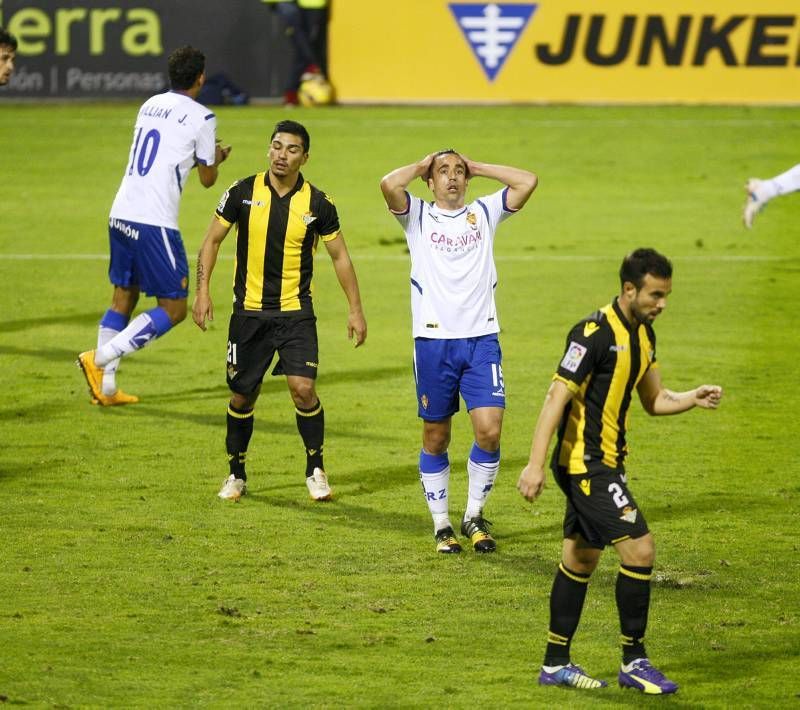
[518,248,723,694]
[193,120,366,502]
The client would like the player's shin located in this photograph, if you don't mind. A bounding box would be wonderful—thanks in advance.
[616,565,652,663]
[419,450,450,532]
[97,309,129,395]
[95,307,172,366]
[226,404,254,480]
[544,562,592,666]
[295,401,324,477]
[465,442,499,519]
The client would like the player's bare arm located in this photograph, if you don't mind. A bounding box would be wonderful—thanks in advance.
[637,367,723,415]
[192,218,231,331]
[379,154,436,212]
[517,379,574,502]
[324,232,367,347]
[461,157,538,211]
[196,141,232,188]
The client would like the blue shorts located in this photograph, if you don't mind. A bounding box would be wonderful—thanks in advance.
[413,334,505,421]
[108,217,189,299]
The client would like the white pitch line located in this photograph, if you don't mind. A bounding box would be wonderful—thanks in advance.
[0,253,784,262]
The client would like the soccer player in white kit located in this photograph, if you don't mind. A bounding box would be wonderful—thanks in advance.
[381,151,537,553]
[77,46,231,405]
[743,163,800,228]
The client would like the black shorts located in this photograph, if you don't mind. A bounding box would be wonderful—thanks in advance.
[554,464,650,549]
[226,313,318,394]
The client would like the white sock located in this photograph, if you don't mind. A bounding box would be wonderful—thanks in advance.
[97,325,121,396]
[464,447,500,520]
[96,312,161,366]
[420,467,451,533]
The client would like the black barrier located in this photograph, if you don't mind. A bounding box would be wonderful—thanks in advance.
[0,0,291,99]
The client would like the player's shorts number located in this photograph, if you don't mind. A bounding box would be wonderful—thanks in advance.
[227,341,238,365]
[491,363,504,388]
[128,127,161,177]
[608,482,630,508]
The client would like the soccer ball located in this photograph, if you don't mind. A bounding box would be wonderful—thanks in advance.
[298,77,334,107]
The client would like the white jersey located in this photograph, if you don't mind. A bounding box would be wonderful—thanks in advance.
[109,91,217,229]
[392,188,516,339]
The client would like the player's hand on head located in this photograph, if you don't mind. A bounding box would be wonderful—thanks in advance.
[418,153,436,181]
[696,384,723,409]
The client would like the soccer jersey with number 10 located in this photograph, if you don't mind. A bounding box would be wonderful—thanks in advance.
[391,188,517,339]
[110,91,217,229]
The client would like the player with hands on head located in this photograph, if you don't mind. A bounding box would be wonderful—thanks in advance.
[194,119,366,503]
[517,248,722,694]
[381,149,537,554]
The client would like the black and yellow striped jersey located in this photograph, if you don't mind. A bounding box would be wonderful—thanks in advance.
[551,298,658,474]
[215,172,340,315]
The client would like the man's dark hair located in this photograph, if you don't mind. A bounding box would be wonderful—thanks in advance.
[619,248,673,289]
[0,26,17,51]
[426,149,469,181]
[168,46,205,90]
[271,120,310,152]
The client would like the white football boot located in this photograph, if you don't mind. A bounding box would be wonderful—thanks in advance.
[306,468,332,501]
[218,474,246,501]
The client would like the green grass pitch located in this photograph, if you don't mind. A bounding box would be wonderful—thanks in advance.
[0,102,798,707]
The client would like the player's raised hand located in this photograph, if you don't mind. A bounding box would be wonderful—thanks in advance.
[695,385,723,409]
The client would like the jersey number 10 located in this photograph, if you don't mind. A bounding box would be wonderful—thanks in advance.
[128,127,161,177]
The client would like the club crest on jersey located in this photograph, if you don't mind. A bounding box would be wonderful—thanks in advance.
[302,211,317,225]
[466,211,478,229]
[560,341,587,373]
[580,479,591,496]
[620,506,638,523]
[449,3,538,81]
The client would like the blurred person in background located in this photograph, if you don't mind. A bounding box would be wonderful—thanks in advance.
[77,46,231,405]
[263,0,329,105]
[743,164,800,228]
[0,26,17,85]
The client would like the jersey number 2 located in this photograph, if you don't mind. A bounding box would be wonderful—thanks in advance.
[128,127,161,177]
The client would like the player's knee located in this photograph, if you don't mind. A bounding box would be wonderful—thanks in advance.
[423,428,450,454]
[230,391,257,410]
[289,381,316,408]
[620,535,655,567]
[169,302,188,324]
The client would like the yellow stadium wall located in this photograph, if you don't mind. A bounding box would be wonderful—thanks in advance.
[329,0,800,104]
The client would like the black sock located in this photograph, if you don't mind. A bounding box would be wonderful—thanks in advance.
[226,404,254,480]
[296,400,324,477]
[616,564,652,664]
[543,562,591,666]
